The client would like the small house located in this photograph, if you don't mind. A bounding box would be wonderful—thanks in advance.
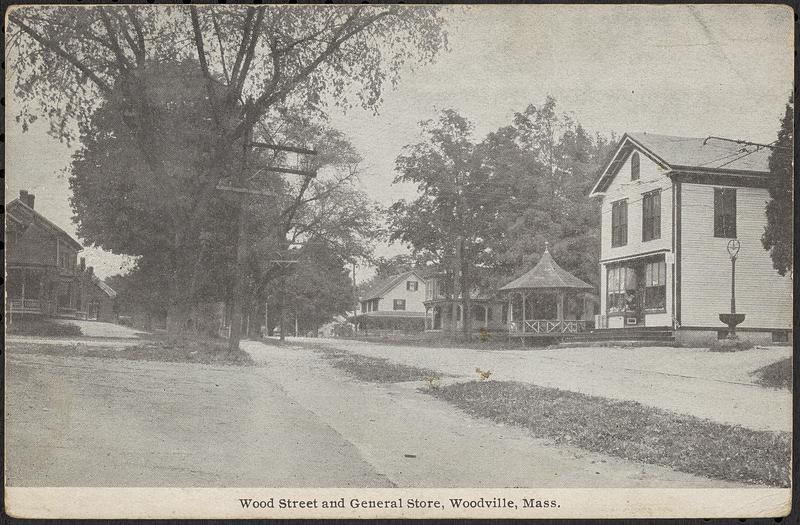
[353,270,427,333]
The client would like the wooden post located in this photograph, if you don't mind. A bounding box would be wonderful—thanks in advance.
[557,291,564,321]
[507,293,512,329]
[295,312,299,337]
[264,301,269,337]
[522,291,527,330]
[484,304,488,327]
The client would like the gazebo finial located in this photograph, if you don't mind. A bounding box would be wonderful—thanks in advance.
[544,241,549,253]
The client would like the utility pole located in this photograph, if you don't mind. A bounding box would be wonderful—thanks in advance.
[218,121,317,350]
[226,103,254,353]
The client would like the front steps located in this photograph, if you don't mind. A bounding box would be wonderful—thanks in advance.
[562,326,675,345]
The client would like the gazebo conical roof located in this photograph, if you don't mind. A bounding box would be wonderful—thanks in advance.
[499,244,593,292]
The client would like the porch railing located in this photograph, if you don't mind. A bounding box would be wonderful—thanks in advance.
[8,298,46,312]
[508,319,589,334]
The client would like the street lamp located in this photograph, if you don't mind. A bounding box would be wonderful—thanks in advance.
[719,239,745,339]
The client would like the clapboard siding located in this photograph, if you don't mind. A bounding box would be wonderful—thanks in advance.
[600,150,673,260]
[680,183,792,329]
[599,148,674,325]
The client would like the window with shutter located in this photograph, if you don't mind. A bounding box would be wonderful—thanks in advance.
[714,188,736,238]
[631,152,640,181]
[611,199,628,247]
[642,190,661,241]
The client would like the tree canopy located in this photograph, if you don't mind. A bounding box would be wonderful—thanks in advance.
[389,98,614,339]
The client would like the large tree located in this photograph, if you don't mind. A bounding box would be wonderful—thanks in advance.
[9,5,448,336]
[389,109,496,339]
[762,99,793,276]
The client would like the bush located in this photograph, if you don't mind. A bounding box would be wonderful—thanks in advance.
[7,318,82,337]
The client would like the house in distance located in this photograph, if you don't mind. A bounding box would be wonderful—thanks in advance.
[353,270,428,333]
[590,133,792,345]
[6,190,117,324]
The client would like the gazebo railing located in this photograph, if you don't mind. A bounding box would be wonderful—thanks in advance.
[509,319,589,335]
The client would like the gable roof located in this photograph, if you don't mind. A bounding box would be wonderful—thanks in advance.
[6,198,84,251]
[591,132,772,195]
[360,270,425,301]
[499,246,593,291]
[90,274,118,299]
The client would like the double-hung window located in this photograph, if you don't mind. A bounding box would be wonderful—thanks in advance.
[607,265,634,314]
[644,260,666,311]
[714,188,736,238]
[393,299,406,311]
[611,199,628,247]
[406,281,418,291]
[642,190,661,242]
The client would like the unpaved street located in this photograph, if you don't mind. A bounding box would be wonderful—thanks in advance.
[7,339,747,488]
[291,338,792,433]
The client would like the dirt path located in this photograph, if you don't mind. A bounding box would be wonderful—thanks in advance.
[241,340,742,488]
[6,352,391,487]
[292,338,791,433]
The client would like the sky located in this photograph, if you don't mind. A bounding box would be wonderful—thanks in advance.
[6,4,794,280]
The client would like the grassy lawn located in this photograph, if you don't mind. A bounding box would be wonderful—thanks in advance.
[752,358,792,390]
[7,318,83,337]
[429,380,790,487]
[9,337,255,366]
[316,346,441,383]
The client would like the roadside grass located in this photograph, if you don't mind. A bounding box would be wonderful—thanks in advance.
[7,318,83,337]
[316,346,441,383]
[751,358,792,390]
[428,380,790,487]
[9,337,255,367]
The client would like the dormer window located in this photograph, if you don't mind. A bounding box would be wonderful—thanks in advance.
[630,152,640,181]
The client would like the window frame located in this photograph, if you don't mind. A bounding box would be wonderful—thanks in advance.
[393,299,406,311]
[642,189,662,242]
[713,188,737,238]
[611,199,628,247]
[406,280,418,292]
[643,259,667,312]
[630,152,640,181]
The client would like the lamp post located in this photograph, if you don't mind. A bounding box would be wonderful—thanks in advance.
[719,239,745,339]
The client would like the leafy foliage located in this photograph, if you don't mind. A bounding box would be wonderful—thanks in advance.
[762,99,793,276]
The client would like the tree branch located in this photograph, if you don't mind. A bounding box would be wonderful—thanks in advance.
[9,12,113,94]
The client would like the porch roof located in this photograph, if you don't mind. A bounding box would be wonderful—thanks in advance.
[499,244,593,292]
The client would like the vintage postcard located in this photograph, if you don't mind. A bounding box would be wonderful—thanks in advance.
[4,3,794,519]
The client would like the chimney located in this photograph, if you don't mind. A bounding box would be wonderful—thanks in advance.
[19,190,35,209]
[87,266,94,276]
[80,257,86,271]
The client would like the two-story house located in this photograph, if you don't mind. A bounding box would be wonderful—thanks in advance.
[590,133,792,345]
[354,270,428,332]
[6,190,116,323]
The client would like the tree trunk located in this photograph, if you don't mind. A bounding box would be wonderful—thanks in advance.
[461,246,471,341]
[227,198,248,352]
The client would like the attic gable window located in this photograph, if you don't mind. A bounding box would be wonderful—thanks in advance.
[714,188,736,238]
[406,280,418,291]
[611,199,628,247]
[630,152,640,181]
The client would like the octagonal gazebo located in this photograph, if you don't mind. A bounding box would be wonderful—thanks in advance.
[499,243,594,340]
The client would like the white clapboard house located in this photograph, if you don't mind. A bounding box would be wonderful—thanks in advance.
[589,132,791,345]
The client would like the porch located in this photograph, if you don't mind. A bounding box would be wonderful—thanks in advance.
[6,266,86,320]
[499,242,596,340]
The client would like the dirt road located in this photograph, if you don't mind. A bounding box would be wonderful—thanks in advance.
[6,341,741,488]
[291,338,792,432]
